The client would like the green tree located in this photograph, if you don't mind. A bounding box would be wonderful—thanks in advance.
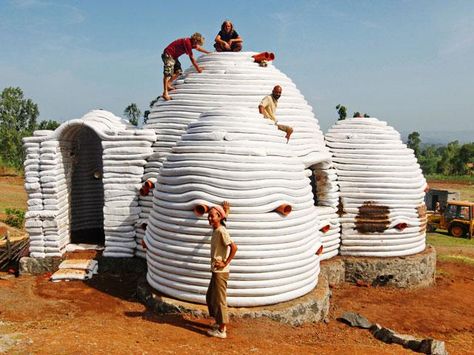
[336,104,347,121]
[437,140,460,175]
[419,145,440,175]
[0,87,39,169]
[407,131,421,159]
[124,103,141,126]
[37,119,60,130]
[453,143,474,174]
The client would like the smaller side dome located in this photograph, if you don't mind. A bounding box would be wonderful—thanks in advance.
[326,117,427,257]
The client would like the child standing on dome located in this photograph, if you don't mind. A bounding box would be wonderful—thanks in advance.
[161,33,210,101]
[206,201,238,339]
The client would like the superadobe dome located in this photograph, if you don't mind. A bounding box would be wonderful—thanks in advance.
[144,109,323,306]
[137,52,340,260]
[326,117,428,257]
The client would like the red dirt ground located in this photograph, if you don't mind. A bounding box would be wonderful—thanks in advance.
[1,259,473,354]
[1,176,473,353]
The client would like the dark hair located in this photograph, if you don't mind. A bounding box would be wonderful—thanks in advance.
[221,218,227,227]
[221,20,234,33]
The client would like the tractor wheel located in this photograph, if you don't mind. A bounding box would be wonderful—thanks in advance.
[449,224,466,238]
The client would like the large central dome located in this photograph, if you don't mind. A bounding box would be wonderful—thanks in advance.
[144,109,323,306]
[138,52,341,305]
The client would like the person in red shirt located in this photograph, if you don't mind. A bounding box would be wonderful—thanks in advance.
[161,32,210,101]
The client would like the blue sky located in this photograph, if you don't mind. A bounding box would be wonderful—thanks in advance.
[1,0,473,140]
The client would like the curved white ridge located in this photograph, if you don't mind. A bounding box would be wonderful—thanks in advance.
[326,117,428,257]
[136,52,340,260]
[144,110,323,307]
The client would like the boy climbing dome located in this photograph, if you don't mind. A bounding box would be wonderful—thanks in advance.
[161,33,210,101]
[259,85,294,143]
[206,201,238,339]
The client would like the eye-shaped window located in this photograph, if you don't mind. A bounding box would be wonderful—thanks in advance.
[395,223,408,231]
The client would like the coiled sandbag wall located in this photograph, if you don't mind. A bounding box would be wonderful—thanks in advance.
[144,109,323,307]
[22,110,156,257]
[325,117,428,257]
[138,51,340,260]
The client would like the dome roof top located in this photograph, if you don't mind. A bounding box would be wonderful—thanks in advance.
[145,52,330,168]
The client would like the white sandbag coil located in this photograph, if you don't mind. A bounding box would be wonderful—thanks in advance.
[326,117,427,257]
[144,110,324,306]
[138,51,340,259]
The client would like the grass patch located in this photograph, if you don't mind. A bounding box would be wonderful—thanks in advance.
[426,174,474,183]
[0,175,27,215]
[438,255,474,266]
[428,232,474,264]
[427,233,474,247]
[435,268,451,277]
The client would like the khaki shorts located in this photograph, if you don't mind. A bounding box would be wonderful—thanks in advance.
[162,52,182,77]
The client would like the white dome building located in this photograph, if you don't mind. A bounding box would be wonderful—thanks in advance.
[137,52,340,260]
[144,109,323,306]
[325,117,428,257]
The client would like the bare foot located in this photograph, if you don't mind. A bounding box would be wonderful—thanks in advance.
[167,86,176,92]
[162,94,172,101]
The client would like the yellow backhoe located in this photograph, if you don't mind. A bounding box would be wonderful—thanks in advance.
[427,201,474,238]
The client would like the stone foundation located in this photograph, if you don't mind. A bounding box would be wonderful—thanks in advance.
[342,245,436,288]
[137,276,331,326]
[19,256,146,275]
[321,245,436,288]
[320,257,346,286]
[19,256,62,275]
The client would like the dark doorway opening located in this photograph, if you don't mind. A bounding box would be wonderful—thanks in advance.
[67,126,105,245]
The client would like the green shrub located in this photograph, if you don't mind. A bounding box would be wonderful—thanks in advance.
[4,208,25,229]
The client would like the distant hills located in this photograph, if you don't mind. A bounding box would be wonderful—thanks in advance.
[400,130,474,145]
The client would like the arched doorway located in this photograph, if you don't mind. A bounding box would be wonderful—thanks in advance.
[60,125,105,245]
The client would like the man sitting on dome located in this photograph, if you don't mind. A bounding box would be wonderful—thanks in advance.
[259,85,294,143]
[214,20,243,52]
[161,33,210,101]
